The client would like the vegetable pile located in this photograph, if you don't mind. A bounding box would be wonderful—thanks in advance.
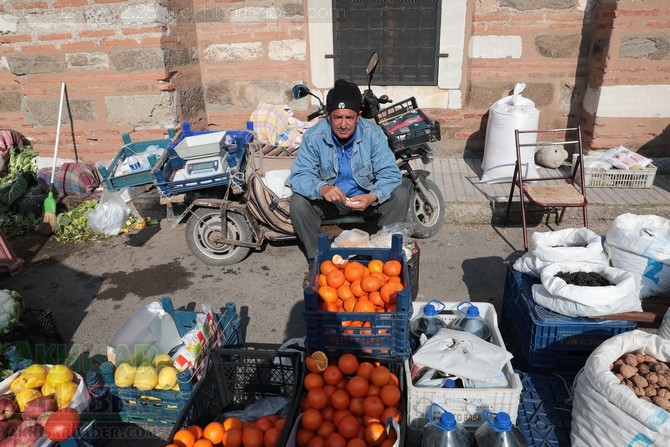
[0,148,39,238]
[0,291,22,337]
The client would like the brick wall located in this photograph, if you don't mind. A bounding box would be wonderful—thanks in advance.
[0,0,668,162]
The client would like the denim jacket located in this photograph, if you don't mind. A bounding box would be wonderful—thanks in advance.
[287,118,401,203]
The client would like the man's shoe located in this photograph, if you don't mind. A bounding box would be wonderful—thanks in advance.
[302,259,315,288]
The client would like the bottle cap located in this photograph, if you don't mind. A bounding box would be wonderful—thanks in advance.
[438,411,456,430]
[493,412,512,431]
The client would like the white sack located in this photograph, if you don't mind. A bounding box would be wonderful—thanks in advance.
[531,262,641,317]
[481,83,540,184]
[513,228,608,278]
[605,213,670,299]
[571,330,670,446]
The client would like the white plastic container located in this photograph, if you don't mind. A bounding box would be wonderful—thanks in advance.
[405,301,522,445]
[173,132,227,160]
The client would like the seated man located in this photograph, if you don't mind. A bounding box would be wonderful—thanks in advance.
[287,79,409,286]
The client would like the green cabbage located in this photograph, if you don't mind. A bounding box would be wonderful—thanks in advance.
[0,290,23,335]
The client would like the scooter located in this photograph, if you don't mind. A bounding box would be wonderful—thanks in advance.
[177,51,445,266]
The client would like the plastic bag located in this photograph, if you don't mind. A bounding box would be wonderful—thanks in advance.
[86,188,131,235]
[598,145,653,170]
[411,327,512,382]
[107,301,182,365]
[368,222,413,248]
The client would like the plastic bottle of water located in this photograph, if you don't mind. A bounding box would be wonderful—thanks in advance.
[474,410,527,447]
[126,153,141,171]
[421,403,472,447]
[450,301,492,341]
[410,300,447,350]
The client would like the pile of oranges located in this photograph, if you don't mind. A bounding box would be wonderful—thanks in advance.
[167,415,287,447]
[316,256,405,314]
[298,352,402,447]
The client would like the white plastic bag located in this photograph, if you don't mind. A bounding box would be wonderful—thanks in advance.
[411,328,513,382]
[86,188,131,235]
[605,213,670,298]
[513,228,608,278]
[598,145,653,170]
[107,301,182,365]
[531,262,640,317]
[571,331,670,446]
[481,83,540,184]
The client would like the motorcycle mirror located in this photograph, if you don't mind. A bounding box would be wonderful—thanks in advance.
[366,52,379,76]
[292,84,310,100]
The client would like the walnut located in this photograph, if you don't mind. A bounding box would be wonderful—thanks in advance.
[644,354,659,363]
[638,363,650,375]
[635,386,646,397]
[636,353,647,364]
[651,363,666,373]
[658,388,670,399]
[641,396,652,402]
[633,375,649,388]
[645,385,658,397]
[615,373,624,383]
[647,372,659,385]
[658,374,670,388]
[652,396,670,411]
[620,364,638,379]
[613,359,625,371]
[623,353,639,367]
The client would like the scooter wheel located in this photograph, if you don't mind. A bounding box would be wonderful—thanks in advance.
[407,177,445,238]
[185,207,253,265]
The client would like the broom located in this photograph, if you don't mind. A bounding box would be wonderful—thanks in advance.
[39,82,66,235]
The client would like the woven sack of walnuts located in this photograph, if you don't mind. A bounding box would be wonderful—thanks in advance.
[572,330,670,446]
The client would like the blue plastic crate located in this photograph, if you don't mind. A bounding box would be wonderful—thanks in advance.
[152,123,253,196]
[98,130,175,191]
[170,347,303,447]
[98,297,243,426]
[302,233,412,358]
[501,266,636,371]
[517,372,574,447]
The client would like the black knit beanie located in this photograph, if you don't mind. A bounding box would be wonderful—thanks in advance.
[326,79,362,113]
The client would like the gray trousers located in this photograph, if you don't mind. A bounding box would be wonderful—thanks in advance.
[290,183,410,260]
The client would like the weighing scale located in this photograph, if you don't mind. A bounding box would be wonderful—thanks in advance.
[183,154,228,179]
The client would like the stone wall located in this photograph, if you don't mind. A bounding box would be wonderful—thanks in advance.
[0,0,668,162]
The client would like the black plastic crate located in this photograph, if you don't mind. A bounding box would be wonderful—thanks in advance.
[376,97,441,152]
[170,347,304,447]
[517,372,574,447]
[0,308,65,364]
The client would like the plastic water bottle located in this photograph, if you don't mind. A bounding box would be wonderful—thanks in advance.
[126,153,141,171]
[450,301,492,341]
[474,410,527,447]
[421,403,472,447]
[410,300,447,350]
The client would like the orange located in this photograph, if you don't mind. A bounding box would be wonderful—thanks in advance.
[367,259,384,274]
[255,416,275,432]
[369,366,391,387]
[310,351,328,371]
[337,353,359,375]
[331,254,348,269]
[379,282,403,306]
[264,426,282,447]
[242,426,265,447]
[344,262,366,282]
[367,384,381,396]
[275,418,286,430]
[346,438,366,447]
[223,416,244,431]
[325,432,347,447]
[346,376,369,398]
[322,365,343,386]
[319,285,339,303]
[172,429,197,447]
[326,269,346,288]
[307,387,329,410]
[203,421,224,444]
[330,388,351,410]
[316,420,336,439]
[382,260,402,277]
[342,297,357,312]
[193,439,213,447]
[348,396,365,416]
[353,299,376,313]
[381,406,401,424]
[364,422,387,446]
[349,279,366,298]
[301,408,324,431]
[355,362,375,380]
[306,435,326,447]
[320,260,338,275]
[360,275,383,292]
[336,414,361,439]
[337,285,355,301]
[379,383,401,407]
[304,372,325,390]
[296,428,315,447]
[185,425,203,440]
[223,427,243,447]
[362,395,385,418]
[368,291,384,308]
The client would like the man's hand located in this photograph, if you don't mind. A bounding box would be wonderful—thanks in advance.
[345,194,376,211]
[320,185,347,203]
